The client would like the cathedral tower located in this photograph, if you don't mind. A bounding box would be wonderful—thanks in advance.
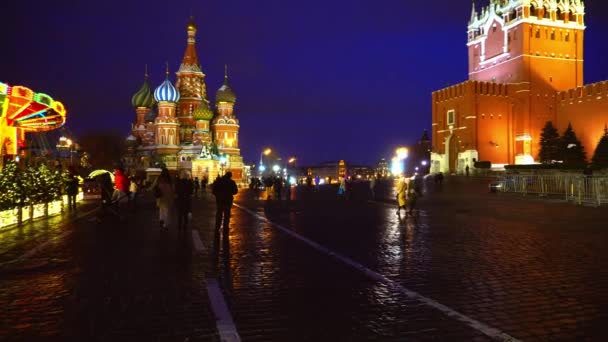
[175,17,207,145]
[131,66,155,141]
[153,68,181,156]
[212,66,240,156]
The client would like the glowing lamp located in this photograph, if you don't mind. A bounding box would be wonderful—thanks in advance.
[396,147,409,160]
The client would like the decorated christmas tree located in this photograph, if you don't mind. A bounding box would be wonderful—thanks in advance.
[0,161,23,210]
[538,121,560,164]
[591,125,608,168]
[560,123,587,165]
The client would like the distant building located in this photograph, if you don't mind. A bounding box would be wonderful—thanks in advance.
[431,0,607,174]
[375,158,390,178]
[296,160,375,184]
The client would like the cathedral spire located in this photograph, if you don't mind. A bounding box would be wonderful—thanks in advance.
[180,16,200,68]
[224,64,229,83]
[470,1,477,22]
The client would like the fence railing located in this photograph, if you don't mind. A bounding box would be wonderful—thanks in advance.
[497,175,608,206]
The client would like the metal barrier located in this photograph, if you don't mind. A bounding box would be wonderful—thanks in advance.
[497,175,608,206]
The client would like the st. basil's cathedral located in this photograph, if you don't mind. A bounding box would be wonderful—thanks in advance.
[124,17,246,184]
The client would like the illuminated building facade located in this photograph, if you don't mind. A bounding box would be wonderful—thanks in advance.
[431,0,607,173]
[128,17,245,184]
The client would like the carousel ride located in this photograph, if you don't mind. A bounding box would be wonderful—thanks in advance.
[0,81,67,158]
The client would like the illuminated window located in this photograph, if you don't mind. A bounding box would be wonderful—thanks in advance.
[447,110,455,126]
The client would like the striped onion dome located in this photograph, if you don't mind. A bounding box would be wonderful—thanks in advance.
[154,77,180,103]
[131,76,155,108]
[192,101,214,121]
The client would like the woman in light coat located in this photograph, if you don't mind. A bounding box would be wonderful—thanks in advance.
[152,168,175,230]
[396,175,408,215]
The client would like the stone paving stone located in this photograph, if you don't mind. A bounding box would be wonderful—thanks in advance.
[0,197,219,341]
[191,191,482,341]
[242,177,608,340]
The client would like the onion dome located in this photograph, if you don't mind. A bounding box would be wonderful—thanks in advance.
[154,78,180,103]
[131,68,155,108]
[192,101,214,121]
[154,65,180,103]
[187,16,197,32]
[215,65,236,103]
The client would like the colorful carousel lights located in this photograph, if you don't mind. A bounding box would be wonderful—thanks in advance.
[1,82,67,156]
[0,82,67,132]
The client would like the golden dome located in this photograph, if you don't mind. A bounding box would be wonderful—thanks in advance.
[187,16,197,31]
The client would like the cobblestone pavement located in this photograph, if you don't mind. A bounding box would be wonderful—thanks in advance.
[225,177,608,341]
[2,177,608,341]
[0,198,218,341]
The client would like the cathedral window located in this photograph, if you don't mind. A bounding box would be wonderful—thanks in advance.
[550,31,555,40]
[535,29,540,39]
[565,32,570,42]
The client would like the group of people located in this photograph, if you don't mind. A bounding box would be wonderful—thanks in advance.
[150,168,238,251]
[396,175,423,217]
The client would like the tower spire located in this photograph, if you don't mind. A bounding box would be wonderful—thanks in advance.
[224,64,229,81]
[145,64,148,79]
[470,0,477,22]
[180,16,200,68]
[165,61,169,77]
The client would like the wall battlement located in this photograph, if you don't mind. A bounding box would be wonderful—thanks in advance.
[558,80,608,103]
[433,80,510,102]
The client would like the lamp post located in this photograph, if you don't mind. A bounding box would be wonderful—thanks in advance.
[66,139,73,166]
[259,148,271,176]
[219,154,227,176]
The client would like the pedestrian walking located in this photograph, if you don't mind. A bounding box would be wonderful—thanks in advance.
[212,171,238,251]
[407,175,423,216]
[201,176,208,194]
[112,167,130,206]
[337,177,346,199]
[465,165,470,177]
[396,175,408,215]
[369,177,376,201]
[275,177,283,200]
[175,171,193,232]
[193,177,200,198]
[128,176,138,211]
[65,173,79,210]
[152,168,175,230]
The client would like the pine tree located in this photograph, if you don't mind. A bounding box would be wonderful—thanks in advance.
[591,125,608,168]
[538,121,560,163]
[0,161,23,210]
[560,123,587,165]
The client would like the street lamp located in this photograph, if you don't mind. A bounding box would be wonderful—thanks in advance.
[219,155,227,176]
[272,164,280,173]
[66,139,73,166]
[259,148,271,176]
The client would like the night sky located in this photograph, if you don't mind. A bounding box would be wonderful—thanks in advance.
[3,0,608,166]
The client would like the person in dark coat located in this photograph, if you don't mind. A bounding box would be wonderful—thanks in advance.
[65,174,79,210]
[175,171,194,231]
[192,177,200,198]
[212,172,238,250]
